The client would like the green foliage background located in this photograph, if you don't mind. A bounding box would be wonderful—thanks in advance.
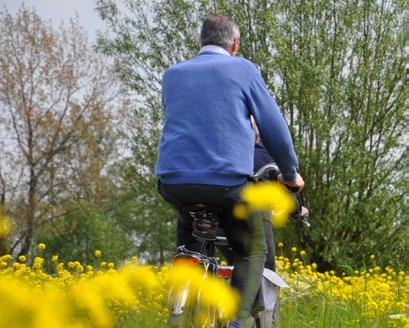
[94,0,408,270]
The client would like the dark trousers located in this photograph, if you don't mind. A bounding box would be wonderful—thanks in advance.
[158,182,273,319]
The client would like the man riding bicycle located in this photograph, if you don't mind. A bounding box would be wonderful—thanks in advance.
[155,15,304,327]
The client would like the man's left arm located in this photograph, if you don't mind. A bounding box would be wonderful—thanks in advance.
[246,72,298,183]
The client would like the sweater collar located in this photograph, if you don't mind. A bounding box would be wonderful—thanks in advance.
[198,45,230,56]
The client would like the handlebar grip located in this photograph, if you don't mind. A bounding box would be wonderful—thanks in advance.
[301,215,311,227]
[286,185,301,193]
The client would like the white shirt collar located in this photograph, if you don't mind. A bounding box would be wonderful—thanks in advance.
[198,45,230,56]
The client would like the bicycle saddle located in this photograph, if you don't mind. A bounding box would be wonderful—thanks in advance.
[181,203,222,241]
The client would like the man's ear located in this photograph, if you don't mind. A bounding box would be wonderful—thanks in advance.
[229,37,240,56]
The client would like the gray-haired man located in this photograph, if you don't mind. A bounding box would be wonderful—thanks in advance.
[156,15,304,326]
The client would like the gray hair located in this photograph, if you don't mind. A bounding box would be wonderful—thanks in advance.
[199,15,239,50]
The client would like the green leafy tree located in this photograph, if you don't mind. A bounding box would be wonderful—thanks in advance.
[105,94,177,264]
[36,200,133,265]
[96,0,408,269]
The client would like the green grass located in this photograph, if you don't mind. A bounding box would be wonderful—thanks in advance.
[114,291,406,328]
[280,290,404,328]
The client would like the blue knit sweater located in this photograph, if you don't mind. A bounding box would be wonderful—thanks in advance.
[155,51,298,186]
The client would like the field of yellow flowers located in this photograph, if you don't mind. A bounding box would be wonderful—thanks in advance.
[276,246,408,328]
[0,182,407,327]
[0,242,407,328]
[0,242,240,328]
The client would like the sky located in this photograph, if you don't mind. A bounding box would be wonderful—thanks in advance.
[0,0,105,40]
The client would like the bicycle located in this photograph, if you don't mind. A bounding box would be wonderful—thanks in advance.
[167,164,310,328]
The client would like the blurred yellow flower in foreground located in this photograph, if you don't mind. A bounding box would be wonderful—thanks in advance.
[167,262,239,320]
[240,181,295,228]
[233,203,249,219]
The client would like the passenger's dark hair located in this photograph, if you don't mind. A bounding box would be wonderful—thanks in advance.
[199,15,239,50]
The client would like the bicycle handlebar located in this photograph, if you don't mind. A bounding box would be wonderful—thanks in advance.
[251,164,311,227]
[251,163,280,181]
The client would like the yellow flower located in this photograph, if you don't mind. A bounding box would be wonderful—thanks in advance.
[291,247,297,253]
[94,250,102,258]
[277,242,284,248]
[370,254,376,260]
[240,182,295,228]
[300,250,306,256]
[75,262,84,273]
[18,255,27,262]
[233,203,249,219]
[271,210,287,229]
[1,254,12,262]
[37,243,46,251]
[33,257,44,270]
[52,255,59,262]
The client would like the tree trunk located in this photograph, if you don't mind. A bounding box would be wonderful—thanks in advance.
[19,168,36,256]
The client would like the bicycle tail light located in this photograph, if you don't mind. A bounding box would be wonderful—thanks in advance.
[217,266,233,279]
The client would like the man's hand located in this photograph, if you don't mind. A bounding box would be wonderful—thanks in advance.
[301,206,309,217]
[277,172,305,193]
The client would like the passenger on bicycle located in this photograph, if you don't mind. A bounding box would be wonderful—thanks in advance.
[253,119,309,224]
[155,15,304,327]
